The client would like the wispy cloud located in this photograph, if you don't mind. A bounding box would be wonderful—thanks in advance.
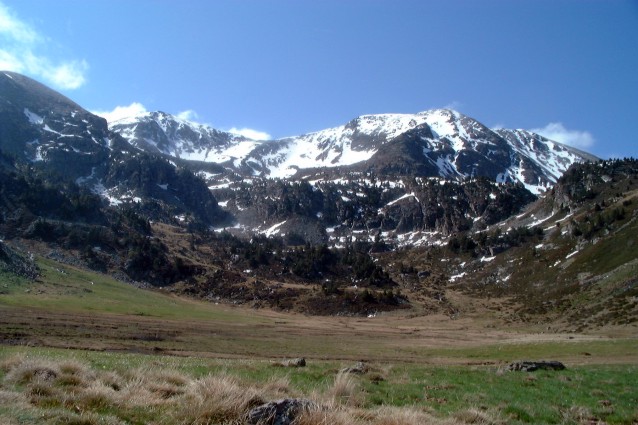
[176,110,199,121]
[443,101,463,111]
[92,102,148,123]
[0,2,38,43]
[228,127,272,140]
[0,1,88,89]
[530,122,595,150]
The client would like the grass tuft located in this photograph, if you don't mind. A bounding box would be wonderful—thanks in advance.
[4,357,59,385]
[323,371,361,407]
[295,408,358,425]
[1,349,637,424]
[369,406,438,424]
[452,408,504,425]
[170,373,264,424]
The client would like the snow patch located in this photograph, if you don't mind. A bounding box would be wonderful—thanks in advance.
[263,221,286,237]
[565,250,579,259]
[24,108,44,125]
[449,272,466,282]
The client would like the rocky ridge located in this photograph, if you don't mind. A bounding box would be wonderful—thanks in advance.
[110,108,597,195]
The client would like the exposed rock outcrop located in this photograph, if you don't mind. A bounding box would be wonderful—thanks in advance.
[247,398,317,425]
[507,361,566,372]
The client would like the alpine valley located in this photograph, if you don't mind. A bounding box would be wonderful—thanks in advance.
[1,70,636,328]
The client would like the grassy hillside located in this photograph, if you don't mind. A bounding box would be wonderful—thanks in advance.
[2,255,636,363]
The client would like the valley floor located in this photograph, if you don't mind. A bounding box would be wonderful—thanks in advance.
[1,290,636,366]
[1,257,637,424]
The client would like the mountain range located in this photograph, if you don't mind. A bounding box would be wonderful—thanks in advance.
[110,105,597,195]
[0,70,597,239]
[2,70,596,196]
[2,70,635,326]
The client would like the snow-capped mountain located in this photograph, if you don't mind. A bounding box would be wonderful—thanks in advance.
[109,108,598,194]
[0,69,598,238]
[0,71,228,226]
[109,111,260,165]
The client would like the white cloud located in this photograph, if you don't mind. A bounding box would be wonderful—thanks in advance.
[0,2,38,43]
[0,49,21,71]
[176,110,199,121]
[228,127,272,140]
[92,102,148,123]
[530,122,595,150]
[46,59,89,90]
[0,1,88,90]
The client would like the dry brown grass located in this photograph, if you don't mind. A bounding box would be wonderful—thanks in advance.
[294,405,504,425]
[3,356,61,385]
[0,355,509,425]
[321,370,361,408]
[1,355,276,424]
[559,405,594,424]
[368,406,442,425]
[295,408,359,425]
[168,374,264,424]
[450,408,504,425]
[262,375,294,397]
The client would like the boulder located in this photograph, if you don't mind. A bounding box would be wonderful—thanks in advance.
[280,358,306,367]
[340,361,369,374]
[247,398,317,425]
[507,361,566,372]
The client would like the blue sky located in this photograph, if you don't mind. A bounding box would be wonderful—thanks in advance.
[1,0,637,158]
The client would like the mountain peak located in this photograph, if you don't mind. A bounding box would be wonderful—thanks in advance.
[0,71,110,176]
[1,71,92,118]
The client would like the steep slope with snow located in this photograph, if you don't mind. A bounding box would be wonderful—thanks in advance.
[110,108,595,193]
[495,128,599,192]
[0,71,111,178]
[237,113,436,178]
[109,111,260,164]
[0,72,229,227]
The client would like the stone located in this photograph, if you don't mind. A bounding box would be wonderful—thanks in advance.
[247,398,317,425]
[507,361,566,372]
[340,361,369,374]
[281,358,306,367]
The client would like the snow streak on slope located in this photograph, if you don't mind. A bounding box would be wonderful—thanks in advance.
[495,129,586,194]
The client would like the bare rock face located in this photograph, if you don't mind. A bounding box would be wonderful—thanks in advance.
[507,361,566,372]
[0,241,39,280]
[247,398,317,425]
